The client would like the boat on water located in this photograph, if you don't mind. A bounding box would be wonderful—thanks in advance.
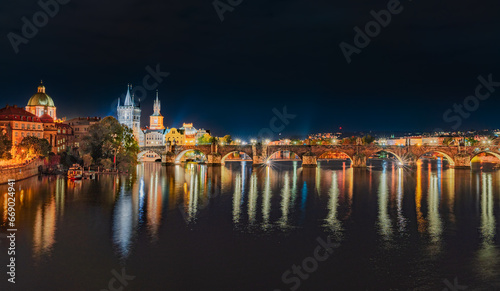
[68,164,83,180]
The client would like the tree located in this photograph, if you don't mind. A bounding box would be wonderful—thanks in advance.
[465,137,479,146]
[362,135,375,145]
[100,158,113,170]
[19,136,51,157]
[197,134,212,145]
[219,135,232,144]
[83,154,93,168]
[0,132,12,159]
[80,116,139,170]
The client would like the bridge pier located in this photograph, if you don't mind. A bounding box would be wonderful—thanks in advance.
[252,155,266,167]
[403,154,418,168]
[351,154,367,168]
[161,152,176,166]
[207,153,222,166]
[302,154,317,168]
[453,153,471,169]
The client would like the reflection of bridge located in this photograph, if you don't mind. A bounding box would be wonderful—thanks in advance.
[138,144,500,168]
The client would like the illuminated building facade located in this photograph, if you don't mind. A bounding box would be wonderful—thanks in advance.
[117,85,143,145]
[149,91,164,130]
[0,105,43,145]
[164,128,185,145]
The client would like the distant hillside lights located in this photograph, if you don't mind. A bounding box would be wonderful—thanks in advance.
[7,0,71,54]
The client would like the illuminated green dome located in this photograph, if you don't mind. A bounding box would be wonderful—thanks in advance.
[27,84,55,107]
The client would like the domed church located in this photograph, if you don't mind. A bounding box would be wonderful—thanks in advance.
[26,82,57,120]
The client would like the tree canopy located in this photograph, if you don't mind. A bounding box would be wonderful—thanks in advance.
[0,132,12,159]
[80,116,139,171]
[19,136,51,157]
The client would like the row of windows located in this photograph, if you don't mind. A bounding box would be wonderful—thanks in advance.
[14,123,42,130]
[15,132,42,138]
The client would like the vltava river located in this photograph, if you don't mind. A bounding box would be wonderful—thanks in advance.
[1,162,500,290]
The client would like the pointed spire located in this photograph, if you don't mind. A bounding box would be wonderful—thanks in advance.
[124,84,132,106]
[117,98,120,108]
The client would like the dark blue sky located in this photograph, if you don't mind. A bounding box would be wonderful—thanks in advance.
[1,0,500,138]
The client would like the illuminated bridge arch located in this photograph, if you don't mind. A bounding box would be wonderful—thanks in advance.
[317,151,354,162]
[470,151,500,162]
[368,150,404,164]
[174,149,208,164]
[266,150,302,163]
[417,151,456,167]
[221,151,253,164]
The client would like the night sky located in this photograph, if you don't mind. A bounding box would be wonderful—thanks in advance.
[1,0,500,139]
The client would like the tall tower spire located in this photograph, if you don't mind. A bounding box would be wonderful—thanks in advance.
[124,84,132,106]
[153,90,161,114]
[149,90,164,130]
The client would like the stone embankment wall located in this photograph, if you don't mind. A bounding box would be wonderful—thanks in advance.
[0,158,44,184]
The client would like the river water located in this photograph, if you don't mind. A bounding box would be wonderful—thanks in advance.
[1,161,499,290]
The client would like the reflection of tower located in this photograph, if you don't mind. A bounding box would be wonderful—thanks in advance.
[149,90,164,130]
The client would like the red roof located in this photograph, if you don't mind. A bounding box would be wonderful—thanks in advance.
[39,113,54,123]
[0,105,40,122]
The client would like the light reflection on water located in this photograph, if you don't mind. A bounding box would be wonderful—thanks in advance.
[1,162,500,289]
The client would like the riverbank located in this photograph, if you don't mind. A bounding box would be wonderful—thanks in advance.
[0,158,44,184]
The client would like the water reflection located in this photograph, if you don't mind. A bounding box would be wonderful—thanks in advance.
[377,169,392,240]
[475,172,499,279]
[261,167,272,230]
[325,172,342,235]
[278,172,291,229]
[112,178,138,259]
[2,160,500,290]
[33,195,57,260]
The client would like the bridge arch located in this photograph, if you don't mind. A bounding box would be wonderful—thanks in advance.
[317,150,354,161]
[138,149,163,162]
[416,151,456,167]
[367,149,404,165]
[470,151,500,167]
[175,149,208,164]
[265,150,302,163]
[221,151,253,164]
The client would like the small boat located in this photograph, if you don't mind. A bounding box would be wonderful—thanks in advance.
[68,164,83,180]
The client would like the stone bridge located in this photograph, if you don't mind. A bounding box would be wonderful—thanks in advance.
[138,144,500,168]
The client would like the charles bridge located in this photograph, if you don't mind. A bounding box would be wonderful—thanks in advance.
[138,143,500,169]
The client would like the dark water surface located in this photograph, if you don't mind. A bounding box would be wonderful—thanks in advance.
[1,162,500,290]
